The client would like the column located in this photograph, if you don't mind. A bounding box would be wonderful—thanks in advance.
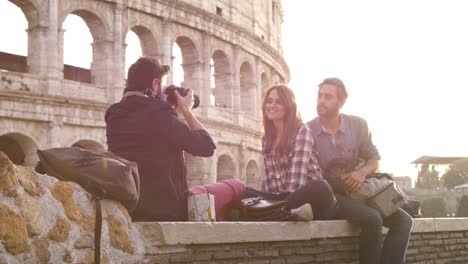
[27,25,48,76]
[90,39,114,88]
[255,57,262,120]
[48,121,63,148]
[45,0,60,79]
[232,45,241,114]
[201,31,212,116]
[111,1,125,103]
[161,18,173,84]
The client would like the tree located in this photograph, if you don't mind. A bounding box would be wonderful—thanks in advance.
[421,197,447,217]
[442,158,468,189]
[416,164,440,189]
[456,195,468,217]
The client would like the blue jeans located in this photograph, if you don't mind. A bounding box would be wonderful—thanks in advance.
[244,179,337,220]
[335,194,413,264]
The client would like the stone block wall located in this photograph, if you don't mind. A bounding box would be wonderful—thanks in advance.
[137,220,468,264]
[1,152,468,264]
[0,152,144,263]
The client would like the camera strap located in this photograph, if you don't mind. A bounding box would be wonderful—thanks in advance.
[121,91,149,101]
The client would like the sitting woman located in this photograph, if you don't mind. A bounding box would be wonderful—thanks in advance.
[245,85,337,220]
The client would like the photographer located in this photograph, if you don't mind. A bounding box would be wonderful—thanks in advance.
[105,57,216,221]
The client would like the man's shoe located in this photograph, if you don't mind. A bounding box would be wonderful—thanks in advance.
[291,203,313,221]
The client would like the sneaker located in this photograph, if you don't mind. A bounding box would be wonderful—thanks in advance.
[291,203,313,221]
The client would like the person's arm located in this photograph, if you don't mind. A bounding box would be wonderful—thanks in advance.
[158,90,216,157]
[343,159,379,193]
[344,118,380,193]
[174,89,208,131]
[287,125,323,192]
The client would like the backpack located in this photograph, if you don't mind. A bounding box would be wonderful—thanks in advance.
[36,147,140,264]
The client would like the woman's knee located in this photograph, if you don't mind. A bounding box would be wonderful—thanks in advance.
[305,179,334,198]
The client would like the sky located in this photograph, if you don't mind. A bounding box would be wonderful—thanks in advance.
[281,1,468,181]
[1,1,468,183]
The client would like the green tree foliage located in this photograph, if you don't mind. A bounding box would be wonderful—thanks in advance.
[456,195,468,217]
[442,158,468,189]
[416,164,440,189]
[421,197,447,217]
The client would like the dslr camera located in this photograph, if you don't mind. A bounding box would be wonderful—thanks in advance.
[164,85,200,109]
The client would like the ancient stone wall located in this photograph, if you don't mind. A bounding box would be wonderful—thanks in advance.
[0,0,289,188]
[2,153,468,264]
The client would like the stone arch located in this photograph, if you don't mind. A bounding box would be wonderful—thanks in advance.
[60,6,111,85]
[245,159,260,189]
[217,154,235,181]
[240,61,255,115]
[0,133,39,166]
[173,36,201,96]
[0,1,35,73]
[71,139,105,153]
[211,50,232,108]
[62,10,107,40]
[126,25,161,58]
[8,0,41,26]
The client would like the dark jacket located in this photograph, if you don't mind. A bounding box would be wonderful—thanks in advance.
[105,95,216,221]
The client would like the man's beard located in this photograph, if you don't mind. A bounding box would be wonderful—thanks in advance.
[317,104,338,119]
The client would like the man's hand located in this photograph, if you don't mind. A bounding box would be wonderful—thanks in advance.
[172,88,208,132]
[174,88,194,114]
[343,170,367,193]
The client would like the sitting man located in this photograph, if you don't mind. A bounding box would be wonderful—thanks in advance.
[105,57,216,221]
[307,77,413,264]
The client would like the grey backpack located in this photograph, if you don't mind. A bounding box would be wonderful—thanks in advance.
[350,174,408,217]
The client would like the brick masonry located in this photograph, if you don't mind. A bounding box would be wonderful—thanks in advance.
[136,219,468,264]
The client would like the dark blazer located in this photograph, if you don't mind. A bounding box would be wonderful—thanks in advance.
[105,95,216,221]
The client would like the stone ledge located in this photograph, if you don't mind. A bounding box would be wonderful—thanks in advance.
[135,218,468,246]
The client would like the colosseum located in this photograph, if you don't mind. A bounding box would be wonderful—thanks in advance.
[0,0,289,189]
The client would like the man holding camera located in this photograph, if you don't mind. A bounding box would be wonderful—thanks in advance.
[105,57,216,221]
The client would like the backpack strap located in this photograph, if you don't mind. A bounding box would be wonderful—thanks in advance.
[94,199,102,264]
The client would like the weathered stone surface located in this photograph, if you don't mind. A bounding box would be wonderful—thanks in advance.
[16,193,44,237]
[51,181,81,222]
[51,181,96,231]
[33,238,50,264]
[63,250,72,263]
[0,152,18,197]
[74,233,94,249]
[81,212,95,232]
[15,166,44,196]
[107,214,134,254]
[0,203,29,255]
[48,216,71,242]
[116,202,132,226]
[82,251,109,264]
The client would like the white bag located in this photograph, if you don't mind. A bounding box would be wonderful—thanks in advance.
[187,193,216,221]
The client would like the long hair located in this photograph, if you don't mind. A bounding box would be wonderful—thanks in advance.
[262,85,302,157]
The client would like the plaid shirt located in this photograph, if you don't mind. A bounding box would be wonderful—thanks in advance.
[261,124,323,193]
